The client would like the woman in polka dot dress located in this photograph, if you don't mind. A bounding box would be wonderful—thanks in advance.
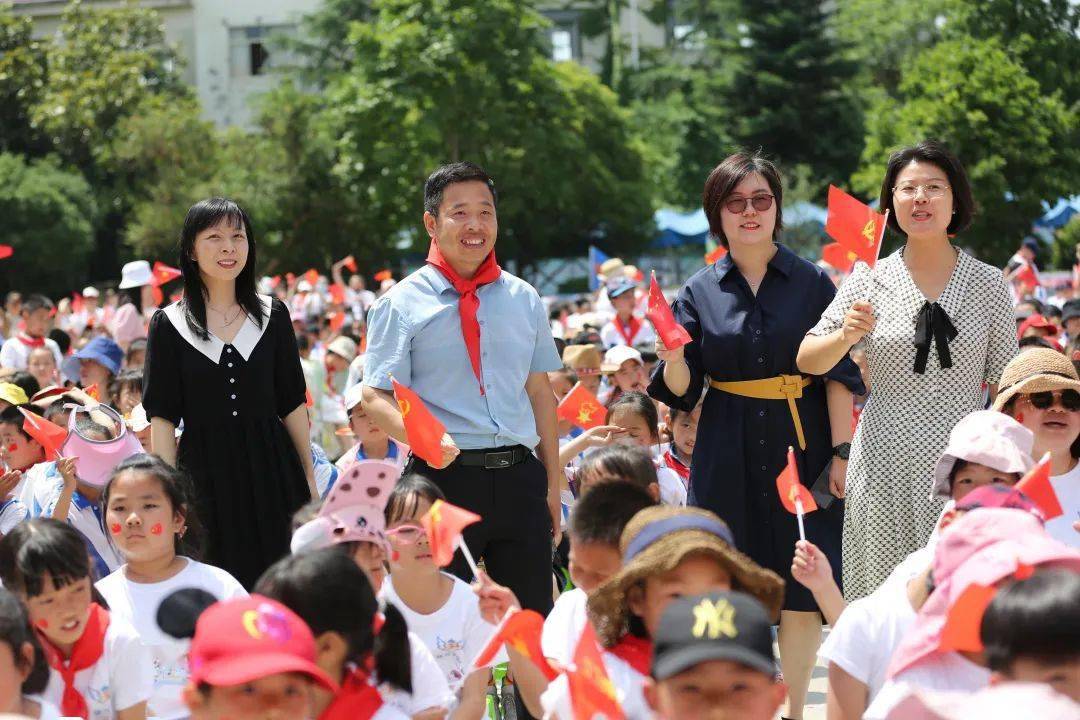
[797,141,1017,599]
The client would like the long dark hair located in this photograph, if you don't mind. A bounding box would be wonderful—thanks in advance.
[0,587,49,694]
[255,549,412,692]
[178,198,265,341]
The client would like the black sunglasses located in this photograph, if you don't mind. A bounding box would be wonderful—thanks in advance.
[724,194,774,214]
[1026,389,1080,411]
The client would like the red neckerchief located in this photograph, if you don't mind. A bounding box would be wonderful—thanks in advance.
[614,315,642,346]
[319,667,384,720]
[426,241,502,395]
[16,333,45,348]
[608,634,653,677]
[36,603,110,719]
[663,449,691,481]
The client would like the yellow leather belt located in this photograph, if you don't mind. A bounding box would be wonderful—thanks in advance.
[708,374,812,450]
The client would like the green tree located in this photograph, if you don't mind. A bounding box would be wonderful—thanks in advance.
[1052,216,1080,271]
[834,0,944,93]
[854,38,1079,263]
[0,153,96,296]
[322,0,654,266]
[724,0,863,191]
[287,0,374,81]
[0,7,49,157]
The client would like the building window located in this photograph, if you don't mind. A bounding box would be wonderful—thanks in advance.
[229,25,296,78]
[551,28,574,62]
[541,10,581,62]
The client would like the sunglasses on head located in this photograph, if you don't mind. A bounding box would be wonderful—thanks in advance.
[723,194,774,214]
[1025,389,1080,411]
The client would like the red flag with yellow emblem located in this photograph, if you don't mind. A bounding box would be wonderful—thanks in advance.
[825,185,886,268]
[556,383,606,430]
[821,242,857,274]
[569,622,625,720]
[775,447,817,515]
[421,499,481,567]
[471,609,558,680]
[391,378,446,467]
[646,272,691,350]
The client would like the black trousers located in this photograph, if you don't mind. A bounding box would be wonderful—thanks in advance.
[404,452,555,617]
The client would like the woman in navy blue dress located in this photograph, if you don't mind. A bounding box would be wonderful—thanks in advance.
[648,153,864,719]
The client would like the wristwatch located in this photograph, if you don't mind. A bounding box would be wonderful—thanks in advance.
[832,442,851,460]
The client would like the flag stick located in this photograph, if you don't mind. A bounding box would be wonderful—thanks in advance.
[456,536,482,580]
[873,209,890,266]
[794,497,807,542]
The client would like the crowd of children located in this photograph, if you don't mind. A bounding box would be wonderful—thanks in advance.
[0,218,1077,720]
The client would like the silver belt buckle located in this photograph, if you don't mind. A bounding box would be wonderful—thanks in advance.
[485,450,515,469]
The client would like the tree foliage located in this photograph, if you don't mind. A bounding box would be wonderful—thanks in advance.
[0,8,48,157]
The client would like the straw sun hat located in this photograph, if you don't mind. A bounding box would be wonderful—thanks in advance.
[992,347,1080,412]
[586,506,784,647]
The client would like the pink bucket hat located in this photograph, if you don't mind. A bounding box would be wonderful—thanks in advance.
[886,683,1080,720]
[931,411,1035,499]
[888,508,1080,679]
[289,460,397,555]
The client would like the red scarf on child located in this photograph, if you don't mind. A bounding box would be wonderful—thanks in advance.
[608,634,653,677]
[319,667,384,720]
[663,450,691,482]
[426,241,502,395]
[36,603,110,719]
[614,315,642,346]
[16,332,45,348]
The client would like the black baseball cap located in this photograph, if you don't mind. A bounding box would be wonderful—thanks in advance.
[651,591,777,681]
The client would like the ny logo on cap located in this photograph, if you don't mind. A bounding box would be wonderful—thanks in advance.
[692,598,737,640]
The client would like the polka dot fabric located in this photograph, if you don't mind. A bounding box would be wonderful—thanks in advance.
[809,248,1017,599]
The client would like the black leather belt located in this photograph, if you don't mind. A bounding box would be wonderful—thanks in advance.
[456,445,531,470]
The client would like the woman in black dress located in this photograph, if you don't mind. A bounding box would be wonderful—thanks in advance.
[648,154,864,720]
[143,198,315,588]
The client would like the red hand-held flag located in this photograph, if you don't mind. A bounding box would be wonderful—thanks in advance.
[151,261,182,286]
[19,408,68,461]
[0,245,14,260]
[421,499,480,567]
[821,242,858,274]
[343,255,358,273]
[328,283,347,305]
[472,609,558,680]
[704,245,727,265]
[328,311,346,333]
[84,384,100,401]
[304,268,320,286]
[1015,452,1063,520]
[776,447,817,515]
[391,378,447,468]
[556,383,606,430]
[374,269,393,283]
[646,272,691,350]
[568,622,626,720]
[825,185,887,268]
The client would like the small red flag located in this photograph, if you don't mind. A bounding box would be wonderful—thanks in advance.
[328,311,346,333]
[776,447,817,514]
[374,270,393,283]
[170,290,184,304]
[646,271,691,350]
[1014,263,1041,290]
[556,383,606,430]
[568,623,625,720]
[343,255,358,273]
[421,499,481,567]
[704,245,727,265]
[938,582,997,654]
[151,261,182,287]
[328,283,346,305]
[472,609,558,680]
[19,408,68,461]
[0,245,13,260]
[150,286,164,306]
[825,185,886,268]
[391,378,447,468]
[1016,453,1063,520]
[821,242,857,274]
[304,268,320,286]
[84,384,99,401]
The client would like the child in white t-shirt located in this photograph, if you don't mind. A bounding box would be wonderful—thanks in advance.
[605,392,685,506]
[0,518,152,720]
[0,587,63,719]
[380,474,504,719]
[95,454,247,720]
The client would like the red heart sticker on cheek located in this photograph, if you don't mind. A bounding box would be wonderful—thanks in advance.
[6,443,17,452]
[391,550,400,562]
[110,523,122,535]
[35,619,49,630]
[150,523,163,536]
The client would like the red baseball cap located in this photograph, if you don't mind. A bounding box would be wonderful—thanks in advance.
[1016,313,1059,339]
[188,595,338,692]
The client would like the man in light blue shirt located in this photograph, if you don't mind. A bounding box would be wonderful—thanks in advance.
[362,162,563,617]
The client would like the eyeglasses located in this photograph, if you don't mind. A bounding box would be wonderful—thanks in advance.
[1024,389,1080,411]
[385,524,426,544]
[892,183,950,200]
[724,194,774,214]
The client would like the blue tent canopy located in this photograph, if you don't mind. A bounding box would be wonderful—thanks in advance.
[1035,197,1080,230]
[651,203,828,248]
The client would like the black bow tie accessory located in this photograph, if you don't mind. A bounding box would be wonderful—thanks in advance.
[913,301,958,374]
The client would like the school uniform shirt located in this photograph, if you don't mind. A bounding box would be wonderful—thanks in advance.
[380,573,505,693]
[312,443,340,499]
[0,335,63,371]
[334,439,410,475]
[38,477,121,580]
[1049,462,1080,548]
[541,588,589,666]
[0,496,27,535]
[13,460,59,518]
[23,695,62,720]
[863,652,991,719]
[817,581,917,704]
[599,316,656,349]
[380,632,455,717]
[656,465,687,507]
[41,614,154,720]
[96,558,247,720]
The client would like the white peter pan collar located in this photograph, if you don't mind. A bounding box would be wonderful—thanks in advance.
[163,294,273,364]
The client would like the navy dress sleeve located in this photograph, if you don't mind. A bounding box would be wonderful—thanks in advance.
[271,299,307,418]
[142,309,183,426]
[647,283,706,412]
